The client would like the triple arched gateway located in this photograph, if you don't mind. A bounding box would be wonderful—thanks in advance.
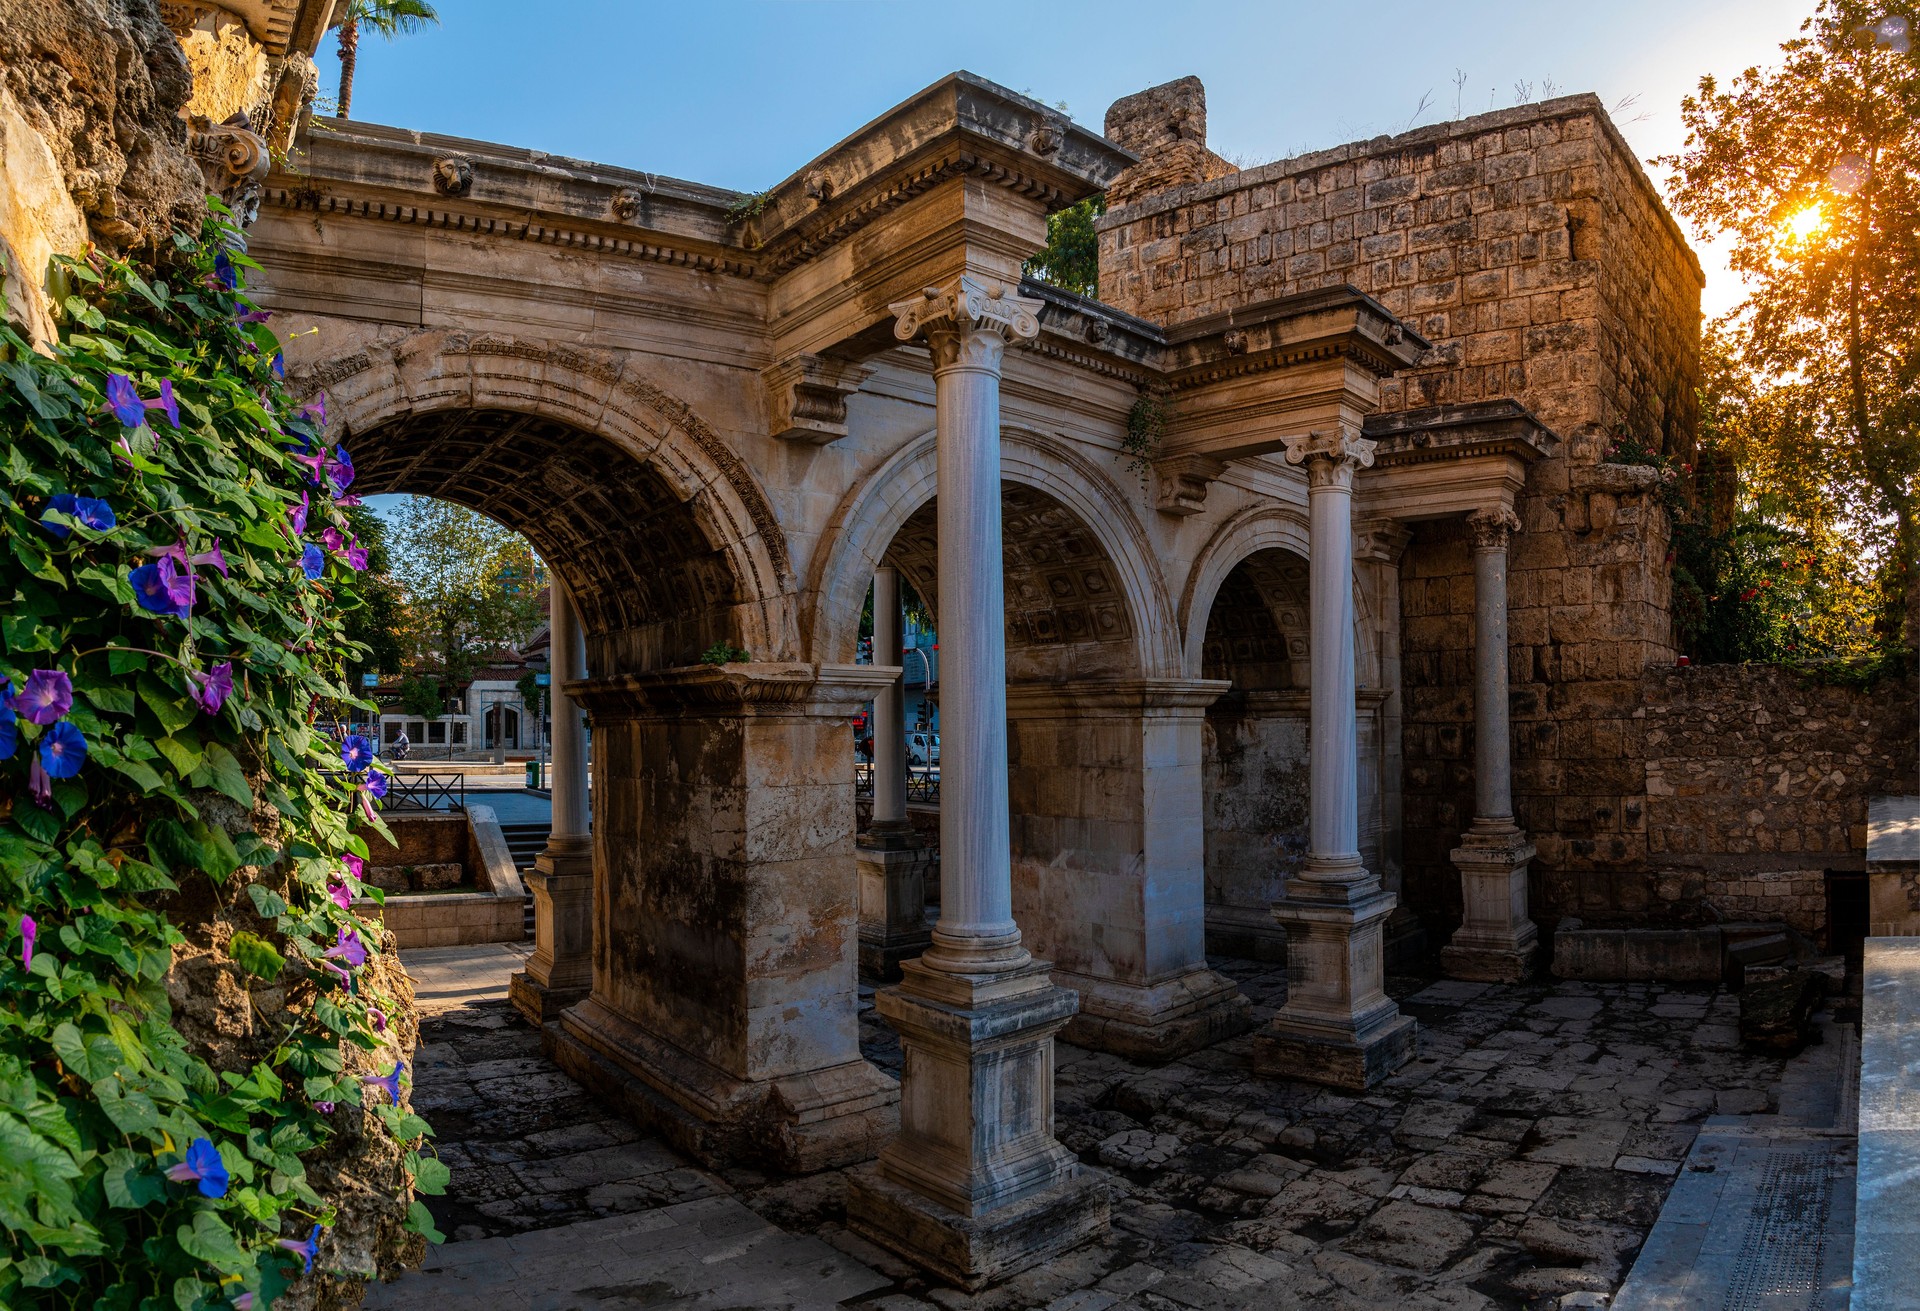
[259,75,1558,1284]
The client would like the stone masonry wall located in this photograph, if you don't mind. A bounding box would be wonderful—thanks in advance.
[1098,80,1702,939]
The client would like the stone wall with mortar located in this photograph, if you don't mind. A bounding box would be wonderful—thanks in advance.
[1098,80,1701,940]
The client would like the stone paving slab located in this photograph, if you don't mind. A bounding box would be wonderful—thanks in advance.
[403,942,529,1011]
[363,1195,891,1310]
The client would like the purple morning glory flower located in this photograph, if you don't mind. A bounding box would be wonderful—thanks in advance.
[103,374,145,427]
[38,494,114,539]
[39,720,86,780]
[130,557,195,616]
[361,1062,405,1105]
[290,490,310,535]
[318,958,354,989]
[328,881,352,911]
[213,250,236,290]
[237,305,272,324]
[193,661,234,715]
[0,702,14,761]
[28,753,51,808]
[371,1008,387,1035]
[326,446,354,493]
[304,393,328,425]
[314,1101,335,1115]
[271,352,285,379]
[301,544,325,580]
[277,1224,322,1274]
[323,926,367,969]
[340,735,374,771]
[319,525,345,553]
[14,670,72,726]
[235,1294,256,1310]
[366,769,388,799]
[147,380,179,429]
[193,539,229,578]
[165,1137,230,1198]
[346,539,369,571]
[20,915,35,971]
[343,853,365,880]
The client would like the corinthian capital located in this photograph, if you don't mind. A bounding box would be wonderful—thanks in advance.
[1465,505,1522,550]
[1281,425,1376,490]
[889,276,1044,370]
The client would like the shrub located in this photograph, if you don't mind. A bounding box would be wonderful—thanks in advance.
[0,214,439,1308]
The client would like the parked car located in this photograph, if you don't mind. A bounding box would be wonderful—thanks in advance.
[907,731,939,767]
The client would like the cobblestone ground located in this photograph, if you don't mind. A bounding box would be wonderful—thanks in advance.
[414,959,1809,1310]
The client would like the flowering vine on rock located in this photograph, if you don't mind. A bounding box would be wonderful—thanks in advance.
[0,217,447,1310]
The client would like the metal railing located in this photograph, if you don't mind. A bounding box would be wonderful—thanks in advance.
[854,764,940,804]
[384,772,466,811]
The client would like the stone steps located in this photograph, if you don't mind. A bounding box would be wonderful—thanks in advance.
[498,822,548,937]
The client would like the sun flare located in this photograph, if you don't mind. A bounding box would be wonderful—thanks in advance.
[1783,203,1828,242]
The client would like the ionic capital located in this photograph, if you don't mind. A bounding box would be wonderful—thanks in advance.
[187,111,271,227]
[1281,425,1376,490]
[1465,505,1522,551]
[889,276,1044,371]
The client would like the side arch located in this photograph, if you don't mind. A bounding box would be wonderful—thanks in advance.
[806,425,1181,679]
[289,328,799,664]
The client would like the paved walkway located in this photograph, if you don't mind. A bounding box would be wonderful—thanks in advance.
[379,945,1854,1310]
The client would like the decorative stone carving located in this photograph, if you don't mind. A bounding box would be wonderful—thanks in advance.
[763,354,873,445]
[610,187,642,221]
[889,276,1044,370]
[1085,318,1111,344]
[187,111,271,226]
[1281,425,1377,490]
[1465,504,1522,550]
[431,156,473,197]
[803,170,834,204]
[159,1,216,34]
[1027,123,1063,156]
[1221,328,1248,355]
[1152,453,1225,517]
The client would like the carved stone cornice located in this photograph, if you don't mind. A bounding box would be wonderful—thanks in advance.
[1465,505,1522,550]
[889,276,1043,370]
[763,355,873,445]
[1282,426,1377,490]
[1355,520,1415,564]
[1152,454,1226,517]
[568,662,894,721]
[1363,400,1558,468]
[188,111,272,226]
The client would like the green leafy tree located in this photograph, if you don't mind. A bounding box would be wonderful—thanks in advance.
[385,497,543,682]
[334,0,439,119]
[0,219,442,1307]
[1023,195,1105,299]
[396,673,446,722]
[1662,0,1920,648]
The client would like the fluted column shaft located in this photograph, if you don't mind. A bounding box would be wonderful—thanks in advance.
[870,567,909,830]
[548,581,590,855]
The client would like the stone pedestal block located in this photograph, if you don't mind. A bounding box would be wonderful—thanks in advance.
[1059,966,1251,1063]
[509,851,593,1024]
[845,959,1109,1290]
[1442,828,1539,983]
[858,826,931,981]
[1255,880,1417,1089]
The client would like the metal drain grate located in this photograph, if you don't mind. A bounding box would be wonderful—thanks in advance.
[1719,1149,1834,1310]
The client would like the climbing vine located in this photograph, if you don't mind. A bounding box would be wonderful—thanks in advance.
[0,212,439,1309]
[1122,388,1170,482]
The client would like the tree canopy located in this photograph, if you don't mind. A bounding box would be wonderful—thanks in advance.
[384,497,544,686]
[1663,1,1919,652]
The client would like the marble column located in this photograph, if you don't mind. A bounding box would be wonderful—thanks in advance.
[1442,506,1539,982]
[847,276,1108,1290]
[1253,426,1417,1090]
[858,566,931,979]
[510,581,594,1024]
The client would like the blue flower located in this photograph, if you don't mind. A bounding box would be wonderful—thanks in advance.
[0,699,14,762]
[129,557,195,616]
[271,351,285,379]
[360,1061,406,1104]
[38,494,115,539]
[301,544,325,580]
[103,373,145,427]
[39,721,87,780]
[366,769,389,799]
[340,735,374,771]
[276,1223,322,1274]
[213,250,237,290]
[165,1136,230,1199]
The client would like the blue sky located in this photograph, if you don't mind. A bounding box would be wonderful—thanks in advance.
[325,0,1813,317]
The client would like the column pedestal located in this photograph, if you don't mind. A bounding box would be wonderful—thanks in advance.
[845,961,1108,1291]
[1256,878,1417,1088]
[858,825,932,980]
[1442,827,1538,982]
[509,843,593,1023]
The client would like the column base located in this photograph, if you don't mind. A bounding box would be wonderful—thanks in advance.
[507,971,588,1025]
[857,835,932,982]
[1254,878,1417,1090]
[545,996,898,1173]
[1444,828,1539,983]
[1057,967,1252,1064]
[854,956,1110,1287]
[512,858,594,1026]
[846,1159,1109,1292]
